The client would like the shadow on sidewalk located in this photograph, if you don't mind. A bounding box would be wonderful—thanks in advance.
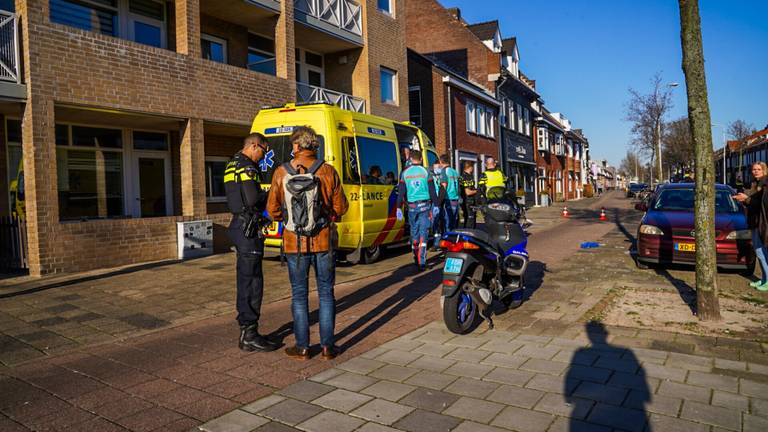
[565,321,651,432]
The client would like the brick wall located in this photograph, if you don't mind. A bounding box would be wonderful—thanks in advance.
[451,90,499,159]
[200,13,250,69]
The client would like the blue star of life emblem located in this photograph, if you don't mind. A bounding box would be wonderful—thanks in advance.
[258,149,275,172]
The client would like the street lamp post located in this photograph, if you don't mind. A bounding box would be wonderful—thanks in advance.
[712,123,727,184]
[657,82,680,184]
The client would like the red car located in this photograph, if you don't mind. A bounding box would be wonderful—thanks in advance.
[635,183,755,274]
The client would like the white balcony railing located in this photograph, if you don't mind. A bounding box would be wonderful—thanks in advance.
[294,0,363,36]
[297,82,365,113]
[0,10,20,83]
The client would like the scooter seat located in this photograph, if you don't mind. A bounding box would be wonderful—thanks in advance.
[451,229,494,246]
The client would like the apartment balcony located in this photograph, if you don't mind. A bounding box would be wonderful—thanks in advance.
[294,0,364,50]
[296,82,365,113]
[0,10,25,100]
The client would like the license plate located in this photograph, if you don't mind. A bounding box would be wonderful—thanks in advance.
[444,257,463,274]
[675,243,695,252]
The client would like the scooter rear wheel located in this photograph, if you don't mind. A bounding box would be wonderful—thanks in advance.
[443,282,478,334]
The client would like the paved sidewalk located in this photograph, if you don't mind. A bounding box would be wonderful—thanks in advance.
[199,323,768,432]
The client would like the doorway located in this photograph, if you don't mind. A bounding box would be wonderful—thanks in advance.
[132,152,171,217]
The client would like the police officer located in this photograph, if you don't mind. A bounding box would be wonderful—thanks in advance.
[225,133,279,352]
[460,161,478,228]
[396,150,438,270]
[440,154,462,231]
[479,157,507,199]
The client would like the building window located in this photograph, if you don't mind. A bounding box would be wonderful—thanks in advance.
[508,101,516,130]
[201,33,227,63]
[128,0,165,48]
[466,103,476,133]
[477,107,486,136]
[408,87,422,126]
[205,158,228,202]
[248,33,276,75]
[516,103,523,134]
[485,107,495,138]
[524,108,531,136]
[133,131,168,151]
[296,48,324,86]
[380,67,397,104]
[377,0,393,15]
[50,0,118,37]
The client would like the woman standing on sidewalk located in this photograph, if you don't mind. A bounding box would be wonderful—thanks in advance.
[734,162,768,291]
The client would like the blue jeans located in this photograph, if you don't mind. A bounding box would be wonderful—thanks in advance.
[408,202,431,266]
[431,205,443,247]
[752,230,768,283]
[286,251,336,348]
[444,200,459,231]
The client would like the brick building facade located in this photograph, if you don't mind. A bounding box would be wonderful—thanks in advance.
[0,0,409,276]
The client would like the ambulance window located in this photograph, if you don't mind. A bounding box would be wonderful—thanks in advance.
[262,134,324,184]
[342,137,361,184]
[356,136,398,185]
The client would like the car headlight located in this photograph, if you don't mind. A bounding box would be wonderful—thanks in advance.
[639,224,664,235]
[726,230,751,240]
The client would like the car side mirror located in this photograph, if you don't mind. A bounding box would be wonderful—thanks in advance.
[635,203,647,211]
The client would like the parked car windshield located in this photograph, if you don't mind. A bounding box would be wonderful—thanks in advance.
[652,188,740,213]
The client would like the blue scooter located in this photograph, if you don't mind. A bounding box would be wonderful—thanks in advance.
[439,187,531,334]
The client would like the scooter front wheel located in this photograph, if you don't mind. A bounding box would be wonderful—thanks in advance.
[443,283,478,334]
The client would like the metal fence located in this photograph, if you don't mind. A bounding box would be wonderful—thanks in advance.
[296,82,366,113]
[294,0,363,36]
[0,10,20,83]
[0,216,28,270]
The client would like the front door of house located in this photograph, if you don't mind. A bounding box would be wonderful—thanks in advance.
[132,152,171,217]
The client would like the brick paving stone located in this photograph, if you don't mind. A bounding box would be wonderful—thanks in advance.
[623,390,680,416]
[477,340,525,355]
[375,350,422,367]
[586,403,646,432]
[480,353,529,369]
[444,335,489,349]
[443,361,494,379]
[394,409,462,432]
[516,335,553,344]
[486,384,544,409]
[361,381,416,402]
[745,413,768,432]
[525,373,578,395]
[572,381,628,406]
[445,347,491,363]
[241,395,286,415]
[379,339,424,352]
[414,332,454,345]
[657,380,711,403]
[716,358,748,371]
[515,344,560,360]
[534,392,593,419]
[311,389,373,413]
[406,355,455,372]
[412,343,455,358]
[337,358,386,375]
[491,405,554,432]
[643,362,688,382]
[404,370,458,390]
[297,411,365,432]
[667,352,714,372]
[259,399,324,426]
[563,364,612,384]
[175,395,241,421]
[482,366,534,386]
[399,387,460,412]
[360,347,389,360]
[368,365,419,382]
[740,379,768,397]
[198,410,269,432]
[117,406,185,431]
[592,356,639,374]
[681,400,741,431]
[307,368,345,384]
[752,397,768,417]
[748,362,768,375]
[277,380,335,403]
[711,390,749,412]
[546,416,611,432]
[253,422,301,432]
[443,396,504,424]
[451,420,508,432]
[356,423,401,432]
[443,376,499,399]
[519,358,568,375]
[324,372,378,392]
[646,413,709,432]
[687,370,739,392]
[350,398,415,426]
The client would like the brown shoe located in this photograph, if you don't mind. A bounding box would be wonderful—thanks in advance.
[321,345,338,360]
[285,346,310,360]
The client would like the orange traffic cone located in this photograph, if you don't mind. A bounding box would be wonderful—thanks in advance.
[561,206,569,218]
[599,207,607,221]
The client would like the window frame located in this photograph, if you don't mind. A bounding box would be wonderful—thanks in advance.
[201,33,228,64]
[296,47,325,87]
[466,102,476,133]
[408,86,422,127]
[125,0,166,49]
[377,0,394,16]
[247,32,276,76]
[204,156,229,203]
[355,135,400,186]
[5,117,22,213]
[379,66,398,105]
[516,103,523,134]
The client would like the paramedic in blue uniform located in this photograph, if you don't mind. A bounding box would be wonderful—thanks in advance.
[431,161,445,250]
[439,154,462,231]
[396,150,438,270]
[224,133,279,353]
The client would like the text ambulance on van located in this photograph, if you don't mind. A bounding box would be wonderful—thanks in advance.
[251,102,439,264]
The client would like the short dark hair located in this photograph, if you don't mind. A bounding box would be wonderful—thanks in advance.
[244,132,267,148]
[439,153,451,165]
[462,161,474,170]
[410,150,422,161]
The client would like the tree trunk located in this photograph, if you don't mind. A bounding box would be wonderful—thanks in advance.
[679,0,721,321]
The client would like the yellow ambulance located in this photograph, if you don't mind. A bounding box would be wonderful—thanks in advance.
[251,102,439,263]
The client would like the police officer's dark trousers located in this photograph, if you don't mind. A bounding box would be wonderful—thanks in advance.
[462,202,476,229]
[229,217,265,328]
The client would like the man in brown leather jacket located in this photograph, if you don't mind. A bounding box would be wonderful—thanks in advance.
[267,126,348,360]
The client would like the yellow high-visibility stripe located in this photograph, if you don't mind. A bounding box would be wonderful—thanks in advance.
[224,173,236,183]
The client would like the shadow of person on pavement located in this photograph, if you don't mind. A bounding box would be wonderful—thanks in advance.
[565,321,651,432]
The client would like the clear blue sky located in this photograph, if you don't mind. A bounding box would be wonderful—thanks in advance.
[439,0,768,166]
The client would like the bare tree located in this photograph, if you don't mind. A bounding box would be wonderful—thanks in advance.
[619,151,642,180]
[663,117,694,178]
[679,0,720,321]
[727,119,756,141]
[625,74,674,185]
